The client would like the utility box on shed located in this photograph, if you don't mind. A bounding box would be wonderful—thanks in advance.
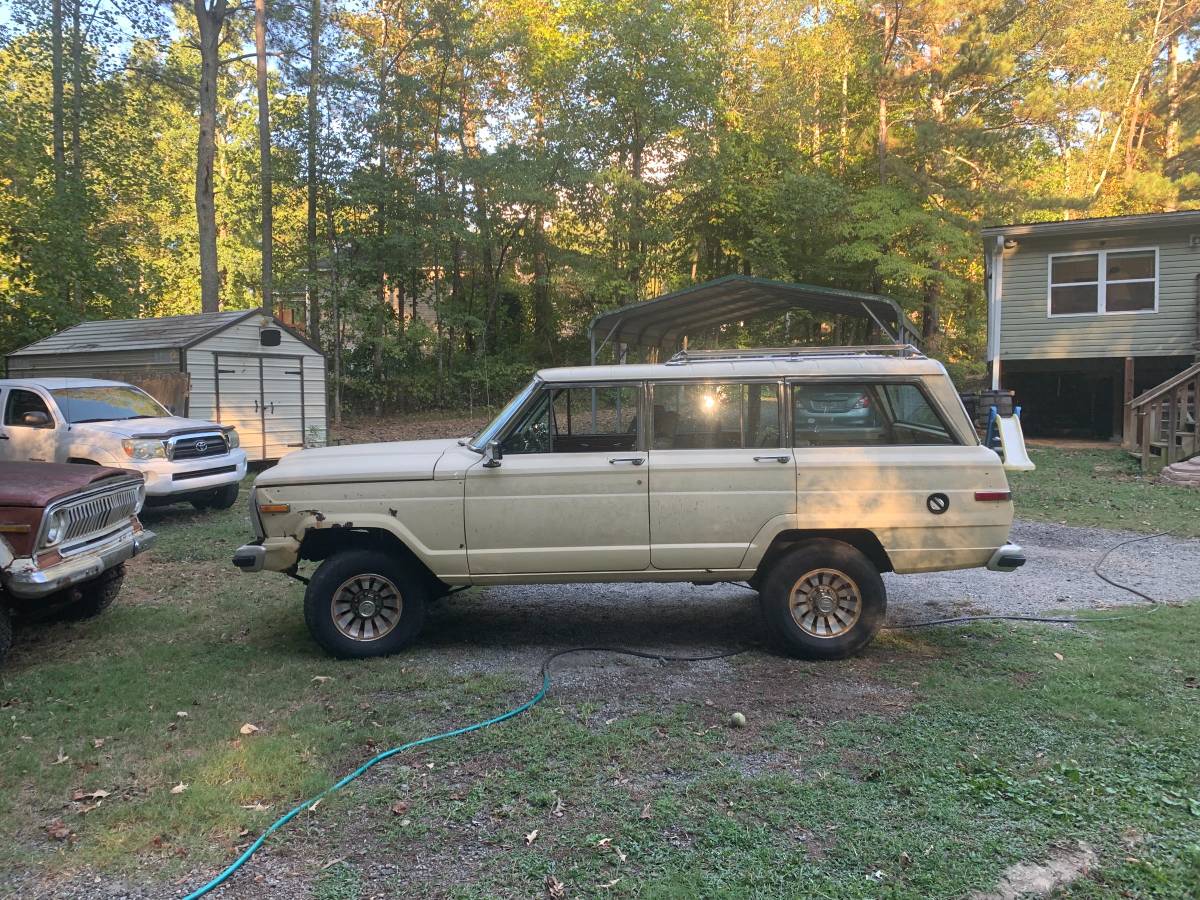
[5,311,327,462]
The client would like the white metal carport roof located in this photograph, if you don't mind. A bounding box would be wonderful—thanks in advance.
[587,275,921,362]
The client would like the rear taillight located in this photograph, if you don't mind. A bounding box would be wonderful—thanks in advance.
[853,394,870,409]
[974,490,1012,502]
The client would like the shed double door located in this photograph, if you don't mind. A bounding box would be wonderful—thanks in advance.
[214,353,306,460]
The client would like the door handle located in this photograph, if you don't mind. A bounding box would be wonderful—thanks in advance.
[0,434,8,440]
[608,456,645,465]
[753,455,791,463]
[254,399,259,414]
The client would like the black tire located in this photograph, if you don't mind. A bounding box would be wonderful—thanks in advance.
[192,482,240,511]
[303,550,428,659]
[0,605,12,667]
[59,564,125,621]
[759,540,886,660]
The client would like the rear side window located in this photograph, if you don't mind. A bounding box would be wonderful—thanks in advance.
[652,383,781,449]
[792,382,955,447]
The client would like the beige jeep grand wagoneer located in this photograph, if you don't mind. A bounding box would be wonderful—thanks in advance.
[234,347,1026,660]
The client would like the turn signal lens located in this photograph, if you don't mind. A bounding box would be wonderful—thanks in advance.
[974,490,1012,502]
[258,504,291,514]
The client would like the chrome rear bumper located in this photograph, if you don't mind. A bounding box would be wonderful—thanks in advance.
[986,543,1026,572]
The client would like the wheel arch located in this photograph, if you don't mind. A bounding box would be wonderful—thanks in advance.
[753,529,893,580]
[298,526,449,596]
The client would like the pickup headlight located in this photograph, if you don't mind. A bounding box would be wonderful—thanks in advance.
[226,428,240,449]
[122,438,167,460]
[43,509,67,547]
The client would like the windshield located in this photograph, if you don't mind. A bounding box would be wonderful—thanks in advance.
[51,386,170,424]
[469,377,540,450]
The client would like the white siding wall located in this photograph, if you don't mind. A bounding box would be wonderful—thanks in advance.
[187,317,326,462]
[998,227,1199,360]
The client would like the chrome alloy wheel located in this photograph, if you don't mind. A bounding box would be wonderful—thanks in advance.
[787,568,862,639]
[330,574,403,642]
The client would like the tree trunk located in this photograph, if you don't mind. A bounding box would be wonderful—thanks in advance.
[876,4,891,186]
[1165,31,1180,162]
[255,0,273,316]
[69,0,83,311]
[839,67,848,175]
[531,101,553,361]
[194,0,226,313]
[306,0,321,342]
[51,0,66,197]
[325,192,341,426]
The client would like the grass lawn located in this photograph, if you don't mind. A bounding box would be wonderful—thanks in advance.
[1012,447,1200,537]
[0,476,1198,898]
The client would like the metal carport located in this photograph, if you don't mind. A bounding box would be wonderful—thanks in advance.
[588,274,920,363]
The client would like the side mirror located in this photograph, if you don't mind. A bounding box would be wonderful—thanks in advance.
[21,411,51,427]
[482,439,503,468]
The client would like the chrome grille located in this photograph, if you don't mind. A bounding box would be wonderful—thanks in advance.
[172,433,228,460]
[48,481,143,550]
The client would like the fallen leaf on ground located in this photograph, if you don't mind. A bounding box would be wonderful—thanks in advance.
[91,738,105,749]
[240,802,270,812]
[239,723,260,735]
[390,800,409,816]
[170,783,188,794]
[639,802,652,819]
[308,799,322,812]
[176,711,189,719]
[552,795,565,817]
[598,878,621,889]
[525,828,538,846]
[72,789,110,801]
[51,749,69,765]
[46,820,72,841]
[312,676,333,684]
[544,874,566,898]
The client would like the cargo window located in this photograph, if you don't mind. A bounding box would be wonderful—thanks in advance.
[792,382,955,447]
[651,383,781,449]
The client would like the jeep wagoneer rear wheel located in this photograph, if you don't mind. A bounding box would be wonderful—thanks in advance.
[304,550,428,658]
[760,540,885,660]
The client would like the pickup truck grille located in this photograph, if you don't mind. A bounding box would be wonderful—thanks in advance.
[49,481,143,550]
[172,434,228,460]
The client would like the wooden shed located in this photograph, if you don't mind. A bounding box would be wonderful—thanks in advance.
[5,311,327,461]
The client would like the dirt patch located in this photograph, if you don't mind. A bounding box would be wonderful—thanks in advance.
[329,411,490,446]
[971,843,1098,900]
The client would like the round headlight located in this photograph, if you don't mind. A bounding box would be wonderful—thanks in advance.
[44,510,67,546]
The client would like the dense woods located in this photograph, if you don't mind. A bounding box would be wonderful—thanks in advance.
[2,0,1198,411]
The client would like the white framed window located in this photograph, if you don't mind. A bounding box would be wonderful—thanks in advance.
[1047,247,1158,317]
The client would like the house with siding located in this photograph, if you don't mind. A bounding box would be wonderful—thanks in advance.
[982,211,1200,454]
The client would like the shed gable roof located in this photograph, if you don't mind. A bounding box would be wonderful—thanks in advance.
[9,310,259,356]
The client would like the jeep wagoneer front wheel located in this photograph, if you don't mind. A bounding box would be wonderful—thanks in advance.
[760,540,885,660]
[304,550,428,658]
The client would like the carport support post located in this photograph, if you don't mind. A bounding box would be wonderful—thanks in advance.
[1122,357,1135,448]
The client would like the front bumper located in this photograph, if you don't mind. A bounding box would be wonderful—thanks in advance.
[986,543,1026,572]
[4,526,157,599]
[233,537,301,574]
[136,450,248,497]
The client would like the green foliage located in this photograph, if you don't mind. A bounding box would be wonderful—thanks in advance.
[1,0,1197,410]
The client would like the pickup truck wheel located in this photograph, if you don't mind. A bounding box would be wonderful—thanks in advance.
[192,483,240,511]
[304,551,428,659]
[759,540,885,660]
[71,565,125,619]
[0,606,11,666]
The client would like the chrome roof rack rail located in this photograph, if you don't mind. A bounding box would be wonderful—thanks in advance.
[665,344,925,365]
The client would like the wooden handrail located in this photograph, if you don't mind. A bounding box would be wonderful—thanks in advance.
[1129,361,1200,409]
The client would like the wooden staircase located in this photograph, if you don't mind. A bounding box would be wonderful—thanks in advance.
[1125,362,1200,472]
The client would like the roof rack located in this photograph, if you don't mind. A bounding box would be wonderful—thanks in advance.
[665,344,925,365]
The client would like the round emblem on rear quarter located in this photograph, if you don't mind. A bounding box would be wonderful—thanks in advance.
[926,493,950,515]
[195,440,208,453]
